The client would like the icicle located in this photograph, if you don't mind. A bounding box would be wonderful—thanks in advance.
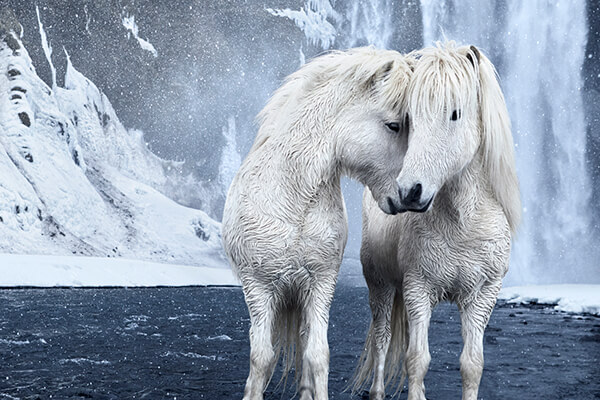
[266,1,340,50]
[218,116,241,194]
[299,45,306,66]
[35,6,56,91]
[84,5,91,34]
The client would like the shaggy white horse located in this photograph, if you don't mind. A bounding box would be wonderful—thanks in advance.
[353,43,521,400]
[222,48,414,400]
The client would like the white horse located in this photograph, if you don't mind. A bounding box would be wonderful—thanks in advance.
[222,48,414,400]
[353,42,521,400]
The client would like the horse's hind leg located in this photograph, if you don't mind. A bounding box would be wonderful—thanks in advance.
[458,281,501,400]
[243,291,277,400]
[366,281,395,400]
[404,277,432,400]
[298,277,336,400]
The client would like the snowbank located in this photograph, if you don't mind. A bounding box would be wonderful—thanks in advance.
[0,31,224,267]
[499,285,600,315]
[0,254,239,287]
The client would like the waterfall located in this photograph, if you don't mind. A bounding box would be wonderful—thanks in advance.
[263,0,595,282]
[420,0,497,50]
[343,0,395,49]
[503,1,592,284]
[218,116,241,195]
[420,0,595,284]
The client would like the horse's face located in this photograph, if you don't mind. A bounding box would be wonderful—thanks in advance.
[395,46,481,213]
[336,58,413,215]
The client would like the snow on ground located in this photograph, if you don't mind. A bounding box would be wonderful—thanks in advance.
[499,285,600,315]
[0,254,239,287]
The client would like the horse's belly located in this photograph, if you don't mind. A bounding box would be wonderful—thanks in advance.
[223,203,347,286]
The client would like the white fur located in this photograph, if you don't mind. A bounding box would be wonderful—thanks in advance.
[222,47,414,400]
[354,42,521,400]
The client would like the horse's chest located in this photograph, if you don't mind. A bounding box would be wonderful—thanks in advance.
[296,204,348,261]
[401,225,507,294]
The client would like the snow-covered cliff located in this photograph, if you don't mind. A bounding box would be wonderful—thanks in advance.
[0,31,225,269]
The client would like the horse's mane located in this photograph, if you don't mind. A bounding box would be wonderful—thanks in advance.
[251,47,413,153]
[410,42,521,234]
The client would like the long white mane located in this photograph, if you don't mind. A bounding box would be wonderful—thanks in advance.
[252,47,414,153]
[409,42,521,233]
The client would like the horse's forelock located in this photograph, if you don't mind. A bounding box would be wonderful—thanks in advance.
[408,43,479,120]
[372,55,414,113]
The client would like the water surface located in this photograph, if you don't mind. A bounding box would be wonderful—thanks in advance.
[0,287,598,399]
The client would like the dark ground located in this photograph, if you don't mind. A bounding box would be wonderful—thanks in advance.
[0,286,598,399]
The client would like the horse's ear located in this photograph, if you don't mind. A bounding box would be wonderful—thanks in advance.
[466,45,481,68]
[380,61,394,77]
[377,60,395,81]
[367,60,394,92]
[406,56,416,72]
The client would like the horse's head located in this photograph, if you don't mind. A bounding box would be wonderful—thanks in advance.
[395,43,520,231]
[335,49,414,215]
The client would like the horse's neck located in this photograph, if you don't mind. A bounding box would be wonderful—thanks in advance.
[436,151,491,219]
[252,81,350,216]
[262,123,343,211]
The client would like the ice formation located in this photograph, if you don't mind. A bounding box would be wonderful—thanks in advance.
[121,14,158,57]
[0,31,225,268]
[266,0,340,49]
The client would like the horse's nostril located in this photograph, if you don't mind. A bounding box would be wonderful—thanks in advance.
[406,183,422,203]
[413,183,422,199]
[386,197,398,215]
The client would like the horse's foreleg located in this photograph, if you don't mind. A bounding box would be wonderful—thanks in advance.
[458,282,501,400]
[367,283,395,400]
[404,281,432,400]
[243,293,277,400]
[299,278,336,400]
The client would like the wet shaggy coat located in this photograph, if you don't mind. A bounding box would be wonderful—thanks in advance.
[222,47,414,400]
[354,43,521,400]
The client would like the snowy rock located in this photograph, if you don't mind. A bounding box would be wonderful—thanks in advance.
[0,32,227,270]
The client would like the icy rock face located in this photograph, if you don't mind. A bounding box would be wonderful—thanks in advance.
[0,32,225,268]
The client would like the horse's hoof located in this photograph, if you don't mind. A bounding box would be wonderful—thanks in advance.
[367,391,385,400]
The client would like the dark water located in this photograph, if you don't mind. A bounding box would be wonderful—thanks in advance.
[0,286,598,399]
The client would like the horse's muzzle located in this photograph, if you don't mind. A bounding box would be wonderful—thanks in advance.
[383,196,405,215]
[397,183,434,213]
[400,195,434,213]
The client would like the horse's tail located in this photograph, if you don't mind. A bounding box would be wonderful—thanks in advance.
[271,305,302,392]
[351,289,408,396]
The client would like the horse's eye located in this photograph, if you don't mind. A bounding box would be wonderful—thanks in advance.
[386,122,400,132]
[450,109,462,121]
